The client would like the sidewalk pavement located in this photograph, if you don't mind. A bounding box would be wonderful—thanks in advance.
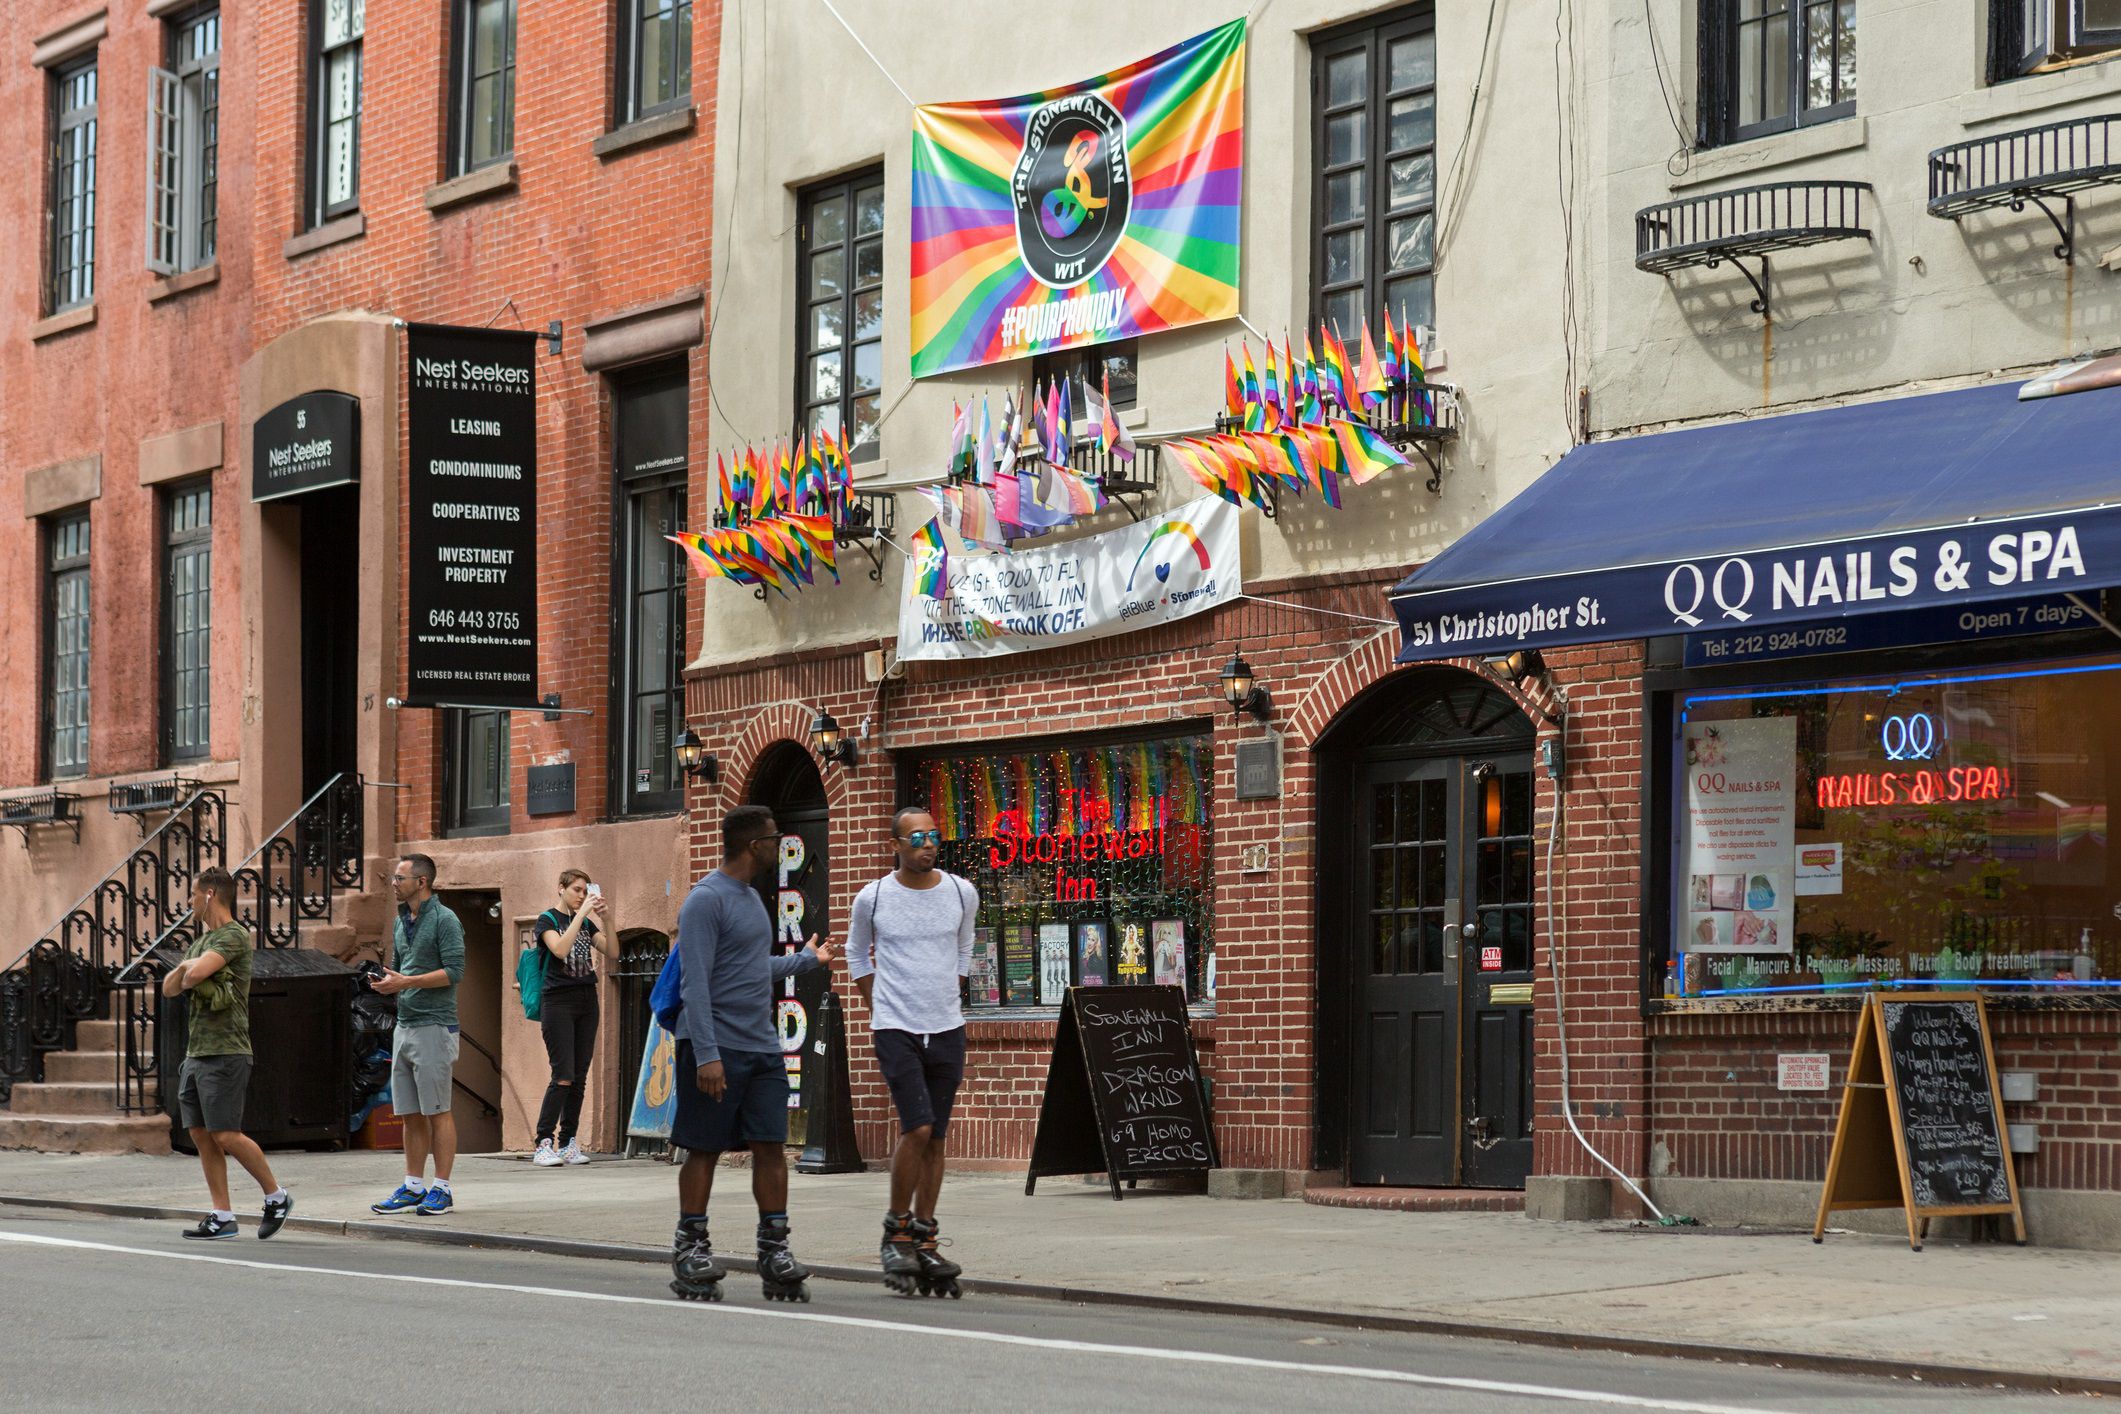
[5,1147,2119,1391]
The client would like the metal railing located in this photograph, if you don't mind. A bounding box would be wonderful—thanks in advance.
[1928,112,2121,262]
[112,774,365,1113]
[0,788,226,1106]
[1635,180,1873,272]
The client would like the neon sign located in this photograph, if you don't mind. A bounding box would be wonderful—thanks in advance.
[1879,712,1938,761]
[1816,766,2013,809]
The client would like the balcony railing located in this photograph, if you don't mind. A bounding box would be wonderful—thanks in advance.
[1929,112,2121,263]
[1636,180,1873,318]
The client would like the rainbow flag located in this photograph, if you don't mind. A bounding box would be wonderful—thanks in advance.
[909,20,1247,377]
[911,517,949,600]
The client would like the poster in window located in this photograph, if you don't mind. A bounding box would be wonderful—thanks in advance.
[1683,718,1797,954]
[1004,924,1037,1004]
[1115,919,1149,983]
[1074,921,1109,986]
[1152,919,1186,994]
[969,926,1000,1005]
[1038,923,1072,1004]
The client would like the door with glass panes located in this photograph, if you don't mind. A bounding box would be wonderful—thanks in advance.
[1349,752,1535,1187]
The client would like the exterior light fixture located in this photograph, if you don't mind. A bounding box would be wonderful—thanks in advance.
[1219,651,1271,722]
[1481,649,1547,684]
[674,727,718,783]
[810,710,859,769]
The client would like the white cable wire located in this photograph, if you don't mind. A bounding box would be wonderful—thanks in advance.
[815,0,915,106]
[1544,747,1670,1222]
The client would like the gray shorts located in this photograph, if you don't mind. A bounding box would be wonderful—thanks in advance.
[391,1024,459,1118]
[178,1054,252,1132]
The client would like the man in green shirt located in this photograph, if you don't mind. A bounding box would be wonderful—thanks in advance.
[369,854,466,1217]
[160,866,291,1240]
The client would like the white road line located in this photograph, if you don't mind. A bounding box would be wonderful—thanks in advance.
[0,1228,1788,1414]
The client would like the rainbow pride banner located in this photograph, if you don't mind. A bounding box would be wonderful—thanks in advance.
[898,494,1241,660]
[909,19,1246,378]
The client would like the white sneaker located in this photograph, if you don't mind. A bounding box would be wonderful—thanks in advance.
[532,1139,563,1167]
[560,1138,590,1166]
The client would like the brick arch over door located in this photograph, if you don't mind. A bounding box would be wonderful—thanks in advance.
[716,705,857,820]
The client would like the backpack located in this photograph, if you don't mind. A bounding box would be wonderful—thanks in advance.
[516,931,549,1022]
[650,942,684,1033]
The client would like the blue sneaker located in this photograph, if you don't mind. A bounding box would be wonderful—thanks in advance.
[371,1184,426,1215]
[416,1186,454,1217]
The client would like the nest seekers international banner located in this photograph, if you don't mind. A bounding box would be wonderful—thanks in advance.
[908,19,1245,378]
[899,494,1241,660]
[404,325,540,709]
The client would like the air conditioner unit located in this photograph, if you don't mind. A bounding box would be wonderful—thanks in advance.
[2029,0,2121,63]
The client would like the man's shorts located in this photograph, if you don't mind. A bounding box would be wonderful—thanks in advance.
[872,1027,967,1138]
[391,1024,459,1118]
[672,1041,789,1153]
[178,1054,251,1132]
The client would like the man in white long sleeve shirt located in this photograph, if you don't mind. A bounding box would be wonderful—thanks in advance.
[845,806,977,1295]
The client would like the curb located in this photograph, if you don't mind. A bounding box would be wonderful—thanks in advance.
[4,1193,2114,1398]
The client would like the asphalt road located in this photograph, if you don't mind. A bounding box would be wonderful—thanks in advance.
[0,1209,2084,1412]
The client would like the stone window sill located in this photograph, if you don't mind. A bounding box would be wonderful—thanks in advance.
[1668,118,1868,192]
[593,106,696,161]
[148,263,219,303]
[1958,53,2121,129]
[283,212,366,261]
[31,303,97,341]
[426,161,518,213]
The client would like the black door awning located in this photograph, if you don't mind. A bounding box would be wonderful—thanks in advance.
[1390,381,2121,661]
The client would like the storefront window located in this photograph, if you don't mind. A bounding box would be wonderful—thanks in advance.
[1665,653,2121,999]
[908,733,1214,1009]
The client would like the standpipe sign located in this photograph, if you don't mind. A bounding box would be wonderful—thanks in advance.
[1392,509,2116,662]
[403,325,540,709]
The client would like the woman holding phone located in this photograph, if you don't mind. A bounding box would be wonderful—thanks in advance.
[533,869,615,1166]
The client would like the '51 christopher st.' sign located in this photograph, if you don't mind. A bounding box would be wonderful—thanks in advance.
[252,391,359,503]
[402,325,541,710]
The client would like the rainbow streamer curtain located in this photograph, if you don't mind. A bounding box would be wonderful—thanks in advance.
[917,738,1211,842]
[909,19,1246,378]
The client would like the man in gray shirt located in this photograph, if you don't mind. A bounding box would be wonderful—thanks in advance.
[369,854,465,1218]
[668,804,836,1303]
[846,806,976,1297]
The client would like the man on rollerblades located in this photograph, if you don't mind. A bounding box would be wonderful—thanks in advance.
[668,805,836,1302]
[846,807,975,1298]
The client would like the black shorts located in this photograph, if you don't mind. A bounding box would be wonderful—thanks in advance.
[873,1027,967,1138]
[672,1040,789,1153]
[178,1054,251,1132]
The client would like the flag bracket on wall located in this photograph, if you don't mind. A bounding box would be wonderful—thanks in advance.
[830,488,897,583]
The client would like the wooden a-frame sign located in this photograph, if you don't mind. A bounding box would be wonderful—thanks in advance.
[1813,992,2026,1251]
[1024,985,1217,1201]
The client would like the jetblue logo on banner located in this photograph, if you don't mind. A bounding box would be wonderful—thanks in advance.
[1392,512,2108,664]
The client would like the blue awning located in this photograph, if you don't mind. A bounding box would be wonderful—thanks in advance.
[1390,380,2121,661]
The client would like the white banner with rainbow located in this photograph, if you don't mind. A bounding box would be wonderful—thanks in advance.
[897,494,1242,661]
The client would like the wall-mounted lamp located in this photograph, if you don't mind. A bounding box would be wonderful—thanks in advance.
[1218,651,1272,722]
[674,727,719,784]
[1481,648,1546,685]
[810,710,859,769]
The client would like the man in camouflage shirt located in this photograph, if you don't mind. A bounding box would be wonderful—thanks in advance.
[160,867,292,1240]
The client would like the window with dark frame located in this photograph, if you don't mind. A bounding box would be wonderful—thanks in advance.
[1700,1,1855,147]
[45,513,91,781]
[443,707,511,835]
[47,56,98,313]
[612,367,689,817]
[310,0,364,224]
[620,0,693,124]
[796,170,884,461]
[450,0,517,176]
[1031,340,1139,413]
[1310,10,1436,348]
[148,6,219,276]
[163,483,212,764]
[1995,0,2121,78]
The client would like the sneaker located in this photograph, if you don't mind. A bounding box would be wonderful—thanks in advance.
[560,1139,589,1166]
[258,1193,294,1240]
[532,1139,562,1167]
[371,1184,426,1215]
[182,1214,238,1240]
[416,1186,455,1217]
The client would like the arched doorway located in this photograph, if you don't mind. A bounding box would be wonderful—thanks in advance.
[1316,667,1537,1188]
[748,743,830,1147]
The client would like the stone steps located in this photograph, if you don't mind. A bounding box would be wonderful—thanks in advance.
[5,1081,152,1116]
[0,1110,170,1155]
[1303,1186,1526,1213]
[42,1049,124,1085]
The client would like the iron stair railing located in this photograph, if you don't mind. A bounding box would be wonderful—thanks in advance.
[111,773,366,1113]
[0,787,226,1107]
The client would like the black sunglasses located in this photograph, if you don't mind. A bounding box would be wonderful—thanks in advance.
[898,830,943,848]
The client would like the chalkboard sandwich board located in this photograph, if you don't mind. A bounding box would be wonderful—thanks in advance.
[1812,992,2026,1251]
[1025,984,1217,1201]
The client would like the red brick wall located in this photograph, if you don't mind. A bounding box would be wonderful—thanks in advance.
[246,0,721,840]
[0,2,257,786]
